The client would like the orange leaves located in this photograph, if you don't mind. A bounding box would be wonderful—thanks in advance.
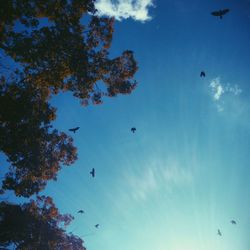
[1,0,138,107]
[86,16,114,50]
[0,81,77,197]
[0,0,138,198]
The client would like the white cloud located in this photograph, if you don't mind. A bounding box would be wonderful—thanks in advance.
[95,0,154,22]
[210,77,224,101]
[209,77,242,112]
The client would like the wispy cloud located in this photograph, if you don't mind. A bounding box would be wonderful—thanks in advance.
[95,0,154,22]
[125,160,193,202]
[127,167,157,201]
[224,84,242,96]
[209,77,242,112]
[162,163,193,186]
[210,78,224,101]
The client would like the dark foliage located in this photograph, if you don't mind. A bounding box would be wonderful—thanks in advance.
[0,0,137,196]
[0,196,85,249]
[0,78,77,197]
[0,0,138,105]
[0,1,138,248]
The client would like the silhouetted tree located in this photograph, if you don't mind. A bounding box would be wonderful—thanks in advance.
[0,0,138,105]
[0,1,138,248]
[0,0,138,197]
[0,196,86,249]
[0,77,77,197]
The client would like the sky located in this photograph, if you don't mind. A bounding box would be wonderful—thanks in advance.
[1,0,250,249]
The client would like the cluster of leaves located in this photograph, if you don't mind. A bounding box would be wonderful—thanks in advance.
[0,196,85,249]
[0,0,95,41]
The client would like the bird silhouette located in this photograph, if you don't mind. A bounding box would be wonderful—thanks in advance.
[131,127,136,133]
[78,210,84,214]
[69,127,80,133]
[200,71,206,77]
[231,220,237,225]
[95,224,99,228]
[90,168,95,178]
[217,229,222,236]
[211,9,230,19]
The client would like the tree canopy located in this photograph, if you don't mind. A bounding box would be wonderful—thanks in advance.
[0,196,86,249]
[0,0,138,197]
[0,0,138,105]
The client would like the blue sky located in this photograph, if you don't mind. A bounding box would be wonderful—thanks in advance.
[1,0,250,249]
[48,0,250,249]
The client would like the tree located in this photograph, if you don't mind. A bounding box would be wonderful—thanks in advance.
[0,0,138,105]
[0,196,86,249]
[0,76,77,197]
[0,0,138,197]
[0,1,138,247]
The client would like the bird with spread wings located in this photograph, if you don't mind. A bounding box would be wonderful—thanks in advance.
[211,9,230,19]
[69,127,80,133]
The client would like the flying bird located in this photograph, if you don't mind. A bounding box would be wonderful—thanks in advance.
[78,210,84,214]
[95,224,99,228]
[217,229,222,236]
[200,71,206,77]
[211,9,230,19]
[231,220,237,225]
[90,168,95,178]
[131,127,136,133]
[69,127,80,133]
